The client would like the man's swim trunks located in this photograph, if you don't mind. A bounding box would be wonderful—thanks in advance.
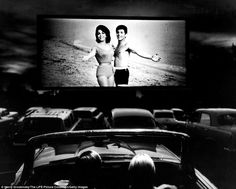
[114,68,129,85]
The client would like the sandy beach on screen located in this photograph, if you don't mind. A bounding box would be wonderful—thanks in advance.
[41,38,186,87]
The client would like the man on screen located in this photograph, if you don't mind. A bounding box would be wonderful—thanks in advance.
[114,25,161,86]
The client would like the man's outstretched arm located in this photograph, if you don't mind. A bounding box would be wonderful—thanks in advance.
[129,45,161,62]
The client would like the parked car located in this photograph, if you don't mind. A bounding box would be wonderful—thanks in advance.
[12,129,217,189]
[24,107,44,116]
[0,108,18,119]
[73,107,100,119]
[153,109,177,129]
[109,108,157,129]
[153,109,186,132]
[0,107,19,140]
[9,107,44,138]
[182,108,236,152]
[171,108,186,121]
[12,107,80,146]
[72,107,109,130]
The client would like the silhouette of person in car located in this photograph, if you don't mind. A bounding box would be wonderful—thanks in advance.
[70,150,102,188]
[128,154,177,189]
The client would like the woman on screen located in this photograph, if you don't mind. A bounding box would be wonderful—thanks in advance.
[82,25,115,87]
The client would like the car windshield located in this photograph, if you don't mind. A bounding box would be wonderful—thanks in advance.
[33,139,179,168]
[22,130,190,187]
[154,112,174,118]
[23,118,63,133]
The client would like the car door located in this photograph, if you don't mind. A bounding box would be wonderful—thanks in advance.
[193,112,231,148]
[190,112,211,140]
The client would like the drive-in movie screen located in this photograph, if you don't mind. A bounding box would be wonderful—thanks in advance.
[38,17,186,88]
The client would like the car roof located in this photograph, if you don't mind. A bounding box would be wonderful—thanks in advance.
[0,108,7,112]
[0,108,8,116]
[73,107,98,112]
[171,108,184,112]
[26,107,44,111]
[25,108,73,119]
[111,108,153,118]
[196,108,236,114]
[73,107,99,118]
[153,109,173,113]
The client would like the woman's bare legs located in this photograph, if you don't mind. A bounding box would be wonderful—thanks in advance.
[97,76,108,86]
[97,75,114,87]
[107,75,114,87]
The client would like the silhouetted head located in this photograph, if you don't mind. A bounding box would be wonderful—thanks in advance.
[72,150,102,186]
[128,154,156,189]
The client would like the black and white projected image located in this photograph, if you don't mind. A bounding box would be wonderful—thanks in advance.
[39,18,186,87]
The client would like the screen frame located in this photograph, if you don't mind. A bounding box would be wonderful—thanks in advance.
[36,15,190,92]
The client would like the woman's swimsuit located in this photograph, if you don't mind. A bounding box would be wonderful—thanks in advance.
[95,45,114,78]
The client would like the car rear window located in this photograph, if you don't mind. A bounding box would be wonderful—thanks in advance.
[154,112,174,118]
[24,118,63,133]
[113,116,156,128]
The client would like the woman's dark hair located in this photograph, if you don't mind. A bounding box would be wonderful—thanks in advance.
[77,150,102,169]
[116,25,128,34]
[72,150,102,185]
[95,25,111,43]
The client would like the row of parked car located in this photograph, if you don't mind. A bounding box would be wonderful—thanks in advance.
[4,107,158,146]
[2,106,176,144]
[155,108,236,154]
[7,106,218,188]
[4,105,236,187]
[2,106,236,155]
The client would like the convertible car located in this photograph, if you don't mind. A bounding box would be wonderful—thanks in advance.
[12,129,217,189]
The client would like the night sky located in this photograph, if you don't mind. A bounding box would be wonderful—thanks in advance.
[0,0,236,110]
